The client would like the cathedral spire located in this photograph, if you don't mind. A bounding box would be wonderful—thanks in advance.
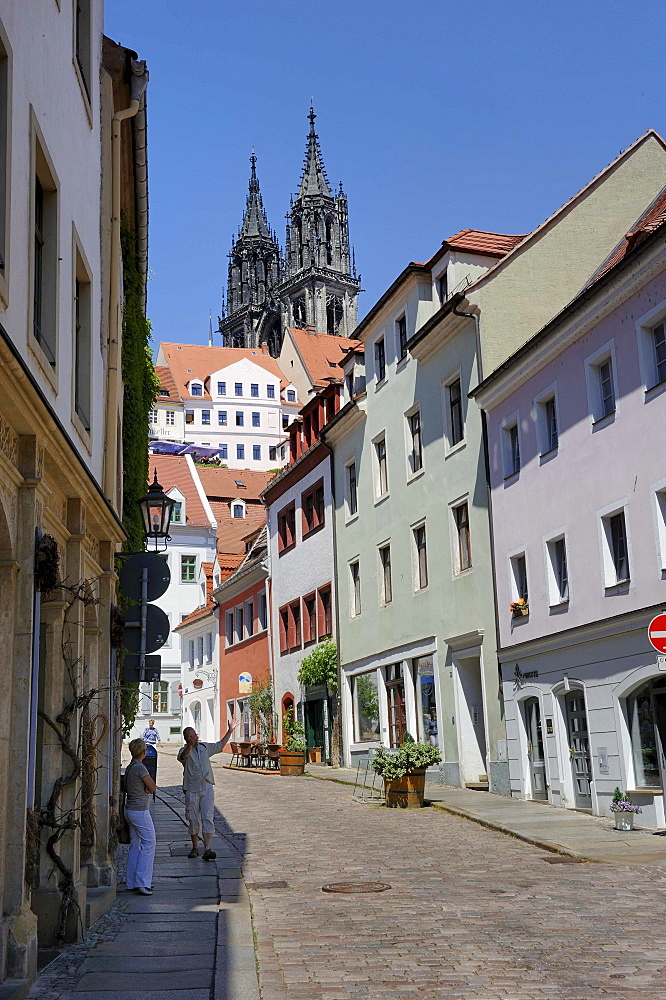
[240,150,272,238]
[297,106,332,200]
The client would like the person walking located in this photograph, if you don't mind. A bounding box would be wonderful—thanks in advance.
[178,715,238,860]
[141,719,161,787]
[124,738,157,896]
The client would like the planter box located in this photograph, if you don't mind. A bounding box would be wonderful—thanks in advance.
[512,606,529,618]
[613,811,635,831]
[384,769,427,808]
[308,747,323,764]
[279,749,306,776]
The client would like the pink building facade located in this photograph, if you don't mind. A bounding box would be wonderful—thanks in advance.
[476,197,666,826]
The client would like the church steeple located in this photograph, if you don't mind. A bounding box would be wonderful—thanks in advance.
[298,107,332,200]
[241,151,273,239]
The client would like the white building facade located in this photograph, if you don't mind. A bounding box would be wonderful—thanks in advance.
[177,559,220,744]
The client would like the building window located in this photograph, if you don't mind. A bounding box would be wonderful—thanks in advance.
[251,383,259,397]
[235,606,244,644]
[350,560,361,617]
[286,389,296,403]
[74,0,92,99]
[407,409,423,475]
[152,680,168,714]
[166,410,175,425]
[149,409,157,424]
[304,593,317,645]
[252,412,260,427]
[279,607,289,654]
[413,524,428,590]
[267,384,275,399]
[235,383,243,396]
[438,271,448,304]
[197,635,204,664]
[245,600,254,638]
[346,461,357,517]
[510,553,528,603]
[253,445,261,461]
[73,254,92,433]
[603,510,630,585]
[649,322,666,387]
[374,337,386,383]
[448,378,464,447]
[586,345,618,424]
[379,544,392,605]
[454,502,471,572]
[302,479,325,535]
[353,671,380,742]
[598,358,615,418]
[547,535,569,604]
[269,446,277,462]
[375,436,388,498]
[188,639,195,668]
[185,410,194,424]
[232,502,245,518]
[181,555,196,583]
[289,600,301,650]
[235,411,244,426]
[218,381,226,395]
[317,585,332,638]
[236,444,244,460]
[219,411,227,425]
[277,502,296,552]
[627,680,662,788]
[191,383,203,396]
[536,390,558,455]
[397,316,407,360]
[205,632,213,661]
[202,410,211,425]
[503,421,521,477]
[258,590,267,631]
[219,444,228,460]
[32,159,58,366]
[225,611,234,647]
[171,501,182,523]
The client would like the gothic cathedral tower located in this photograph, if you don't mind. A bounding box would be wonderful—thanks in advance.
[280,107,360,338]
[220,110,359,356]
[219,153,283,355]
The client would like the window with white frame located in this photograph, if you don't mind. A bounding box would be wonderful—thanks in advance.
[149,408,157,424]
[502,419,521,477]
[374,337,386,383]
[652,322,666,385]
[73,249,92,433]
[444,375,464,448]
[413,523,428,590]
[374,435,388,498]
[185,410,194,424]
[654,487,666,572]
[601,508,630,586]
[171,501,183,523]
[235,382,243,396]
[346,460,358,517]
[546,534,569,605]
[234,606,243,644]
[32,140,59,367]
[181,555,196,582]
[510,553,529,603]
[225,611,234,647]
[407,408,423,476]
[217,381,226,395]
[536,388,558,455]
[202,409,211,425]
[350,560,361,617]
[286,389,296,402]
[188,639,195,669]
[245,600,254,638]
[396,315,408,361]
[206,632,213,661]
[267,384,275,398]
[258,590,267,631]
[196,635,204,664]
[452,501,471,573]
[438,270,448,304]
[190,382,203,396]
[585,343,617,423]
[166,410,175,425]
[379,543,392,605]
[232,500,245,518]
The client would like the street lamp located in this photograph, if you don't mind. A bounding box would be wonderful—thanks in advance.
[138,469,175,550]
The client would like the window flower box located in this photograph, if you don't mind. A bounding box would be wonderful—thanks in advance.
[511,599,529,618]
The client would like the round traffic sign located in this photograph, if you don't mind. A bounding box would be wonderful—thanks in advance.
[119,552,171,603]
[648,613,666,654]
[177,683,183,698]
[123,604,170,653]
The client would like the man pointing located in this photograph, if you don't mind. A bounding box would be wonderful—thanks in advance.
[178,714,239,860]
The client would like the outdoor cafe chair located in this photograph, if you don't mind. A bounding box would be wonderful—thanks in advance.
[266,744,280,770]
[239,743,253,767]
[229,742,242,768]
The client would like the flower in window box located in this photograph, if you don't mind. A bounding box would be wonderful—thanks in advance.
[510,599,529,618]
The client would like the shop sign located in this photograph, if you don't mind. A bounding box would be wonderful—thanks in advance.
[514,665,538,688]
[239,672,252,694]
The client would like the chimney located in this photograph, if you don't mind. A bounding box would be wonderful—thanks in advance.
[260,342,269,355]
[304,324,317,336]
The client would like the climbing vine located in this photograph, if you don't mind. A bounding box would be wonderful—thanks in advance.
[118,216,158,733]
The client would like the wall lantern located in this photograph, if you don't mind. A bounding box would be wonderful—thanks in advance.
[138,470,175,551]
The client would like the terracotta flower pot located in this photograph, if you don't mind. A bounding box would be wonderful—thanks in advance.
[279,749,306,776]
[384,769,427,808]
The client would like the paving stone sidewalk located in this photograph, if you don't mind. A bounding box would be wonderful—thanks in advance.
[27,790,259,1000]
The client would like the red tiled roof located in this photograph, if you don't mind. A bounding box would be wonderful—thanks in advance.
[158,343,289,400]
[287,328,363,387]
[587,187,666,285]
[175,561,216,630]
[197,467,276,501]
[155,365,181,402]
[443,230,528,257]
[149,454,211,527]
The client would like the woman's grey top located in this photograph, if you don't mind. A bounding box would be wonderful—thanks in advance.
[125,760,150,810]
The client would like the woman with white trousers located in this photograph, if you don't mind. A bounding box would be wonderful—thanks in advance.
[124,738,157,896]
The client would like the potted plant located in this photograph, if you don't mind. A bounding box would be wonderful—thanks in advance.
[279,709,307,776]
[510,599,529,618]
[609,787,642,830]
[371,735,442,808]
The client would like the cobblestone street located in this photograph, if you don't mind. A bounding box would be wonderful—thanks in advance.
[156,753,666,1000]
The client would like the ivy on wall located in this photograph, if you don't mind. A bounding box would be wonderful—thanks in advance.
[118,216,159,733]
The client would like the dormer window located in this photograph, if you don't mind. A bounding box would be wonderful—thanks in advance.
[171,501,183,524]
[438,271,448,304]
[231,499,246,519]
[286,389,296,403]
[168,488,186,524]
[190,382,203,397]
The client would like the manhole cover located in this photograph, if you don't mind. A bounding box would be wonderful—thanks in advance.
[322,881,391,894]
[246,881,288,889]
[540,856,585,864]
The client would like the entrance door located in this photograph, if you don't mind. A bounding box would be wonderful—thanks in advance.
[386,665,406,747]
[565,692,592,809]
[524,697,547,800]
[305,699,324,754]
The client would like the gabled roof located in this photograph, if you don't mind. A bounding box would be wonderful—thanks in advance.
[586,185,666,286]
[157,343,289,400]
[155,365,181,402]
[215,526,268,597]
[286,328,363,387]
[150,454,214,528]
[175,561,216,631]
[197,467,276,501]
[443,229,528,257]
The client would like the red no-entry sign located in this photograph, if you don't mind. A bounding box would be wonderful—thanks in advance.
[648,614,666,654]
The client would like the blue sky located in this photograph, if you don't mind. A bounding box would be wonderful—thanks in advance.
[105,0,666,349]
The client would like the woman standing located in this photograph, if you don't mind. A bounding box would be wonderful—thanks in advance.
[125,738,157,896]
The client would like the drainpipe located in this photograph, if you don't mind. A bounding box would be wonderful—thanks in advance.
[103,59,149,502]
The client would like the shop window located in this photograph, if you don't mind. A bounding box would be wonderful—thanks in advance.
[353,671,380,742]
[413,656,438,746]
[627,680,663,788]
